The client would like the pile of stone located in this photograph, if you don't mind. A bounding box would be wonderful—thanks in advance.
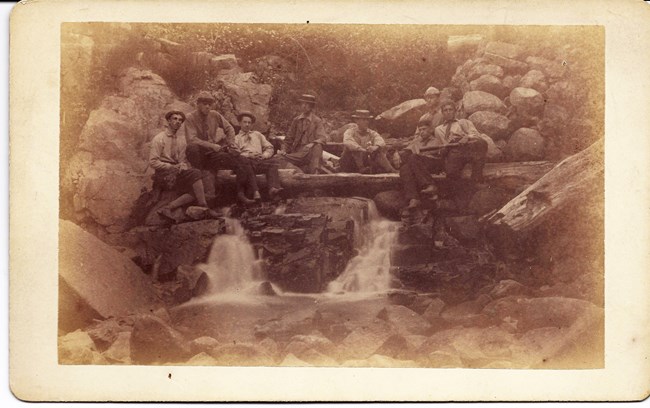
[450,40,591,162]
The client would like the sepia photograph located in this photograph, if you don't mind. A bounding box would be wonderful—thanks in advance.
[58,21,604,370]
[9,0,650,402]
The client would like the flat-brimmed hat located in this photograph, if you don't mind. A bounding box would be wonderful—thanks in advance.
[297,94,317,104]
[350,109,374,120]
[165,110,186,121]
[236,111,256,123]
[196,91,215,102]
[424,87,441,97]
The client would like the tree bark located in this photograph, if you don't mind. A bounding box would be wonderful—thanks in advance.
[487,140,604,233]
[215,161,556,197]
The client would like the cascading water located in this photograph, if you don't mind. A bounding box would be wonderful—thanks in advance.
[195,214,263,294]
[327,203,399,293]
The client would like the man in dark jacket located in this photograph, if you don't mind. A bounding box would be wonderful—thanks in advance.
[280,94,328,174]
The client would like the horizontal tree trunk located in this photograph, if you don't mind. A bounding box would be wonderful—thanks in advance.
[487,140,604,233]
[216,161,556,197]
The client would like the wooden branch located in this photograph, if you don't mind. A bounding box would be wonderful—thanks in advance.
[488,141,604,233]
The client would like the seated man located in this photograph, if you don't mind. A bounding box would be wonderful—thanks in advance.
[178,91,257,204]
[234,111,283,201]
[149,110,218,219]
[340,109,397,174]
[280,94,327,174]
[399,117,445,209]
[419,86,445,129]
[435,99,488,183]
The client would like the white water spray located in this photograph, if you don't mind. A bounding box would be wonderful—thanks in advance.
[195,214,263,294]
[327,204,398,293]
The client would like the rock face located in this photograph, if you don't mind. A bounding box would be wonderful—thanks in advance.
[506,128,546,160]
[469,75,508,99]
[219,72,273,132]
[64,68,186,232]
[59,220,160,331]
[130,314,191,364]
[468,111,511,140]
[463,91,507,115]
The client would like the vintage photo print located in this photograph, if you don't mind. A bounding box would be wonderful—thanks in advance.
[9,0,650,402]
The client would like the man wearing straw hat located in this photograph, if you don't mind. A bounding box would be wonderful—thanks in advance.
[280,94,328,174]
[178,91,257,204]
[340,109,397,174]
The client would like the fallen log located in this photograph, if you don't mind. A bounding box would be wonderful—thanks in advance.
[487,141,603,232]
[215,161,556,197]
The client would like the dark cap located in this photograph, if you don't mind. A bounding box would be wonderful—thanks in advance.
[236,111,256,123]
[165,110,186,121]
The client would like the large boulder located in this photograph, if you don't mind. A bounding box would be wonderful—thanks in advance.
[502,75,522,91]
[525,56,567,80]
[376,305,432,336]
[59,330,108,365]
[130,314,191,364]
[463,91,507,115]
[509,87,545,115]
[466,63,504,82]
[375,98,427,138]
[519,70,548,93]
[469,75,508,99]
[64,67,186,232]
[506,128,546,161]
[468,111,511,140]
[484,41,523,61]
[373,190,408,220]
[219,72,273,132]
[59,220,160,331]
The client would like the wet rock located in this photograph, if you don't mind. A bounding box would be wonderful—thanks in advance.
[185,206,211,221]
[209,343,274,366]
[468,186,510,215]
[506,128,545,161]
[509,87,545,115]
[469,75,508,99]
[445,216,482,243]
[374,334,414,360]
[374,190,408,220]
[463,91,507,116]
[482,296,603,333]
[387,289,418,308]
[466,63,504,82]
[519,70,548,93]
[280,353,312,367]
[87,317,134,351]
[337,322,394,360]
[103,331,132,364]
[390,245,435,266]
[421,298,446,322]
[59,220,160,331]
[130,314,190,364]
[342,354,417,368]
[489,279,531,299]
[188,336,220,355]
[185,352,219,366]
[468,111,511,140]
[377,305,432,335]
[418,326,515,364]
[176,265,209,298]
[427,350,463,367]
[59,330,106,364]
[285,333,336,356]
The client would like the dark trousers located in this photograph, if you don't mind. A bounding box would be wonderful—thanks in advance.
[445,138,488,182]
[245,157,281,190]
[186,143,255,189]
[399,153,445,200]
[284,143,323,174]
[339,146,395,174]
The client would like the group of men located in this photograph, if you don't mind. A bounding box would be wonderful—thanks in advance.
[148,86,488,219]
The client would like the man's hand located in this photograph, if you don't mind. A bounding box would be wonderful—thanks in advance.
[367,145,379,153]
[177,163,190,171]
[210,144,222,153]
[251,153,264,160]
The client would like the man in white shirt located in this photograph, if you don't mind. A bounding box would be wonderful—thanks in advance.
[234,112,283,201]
[340,110,397,173]
[149,110,217,220]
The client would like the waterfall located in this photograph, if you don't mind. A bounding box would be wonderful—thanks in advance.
[196,215,263,294]
[327,204,398,293]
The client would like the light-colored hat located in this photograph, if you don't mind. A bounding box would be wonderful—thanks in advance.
[196,91,215,102]
[351,109,374,120]
[236,111,256,123]
[297,94,317,104]
[424,87,441,97]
